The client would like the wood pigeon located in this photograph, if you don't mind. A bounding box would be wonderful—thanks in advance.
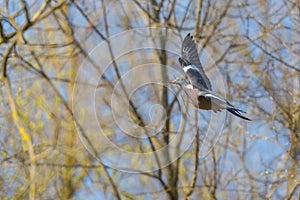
[173,33,251,121]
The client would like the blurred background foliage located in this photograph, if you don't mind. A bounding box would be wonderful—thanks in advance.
[0,0,299,199]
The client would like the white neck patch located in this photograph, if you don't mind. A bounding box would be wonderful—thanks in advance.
[183,65,193,72]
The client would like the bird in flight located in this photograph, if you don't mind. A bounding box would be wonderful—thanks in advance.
[172,33,251,121]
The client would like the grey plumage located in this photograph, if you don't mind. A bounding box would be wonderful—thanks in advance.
[179,33,212,90]
[172,33,251,121]
[171,78,251,121]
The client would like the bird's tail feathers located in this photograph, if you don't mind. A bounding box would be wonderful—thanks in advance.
[226,101,247,113]
[227,108,251,121]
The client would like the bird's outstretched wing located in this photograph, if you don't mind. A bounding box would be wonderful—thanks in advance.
[180,33,212,90]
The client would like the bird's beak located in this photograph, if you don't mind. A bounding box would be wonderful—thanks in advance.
[168,79,177,84]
